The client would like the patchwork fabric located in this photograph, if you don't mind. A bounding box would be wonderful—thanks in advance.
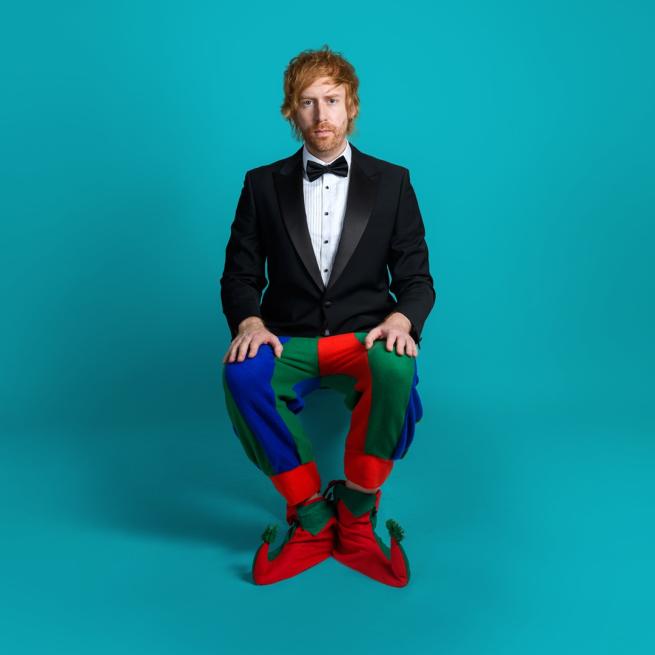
[223,331,423,505]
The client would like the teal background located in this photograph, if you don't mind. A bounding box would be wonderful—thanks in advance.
[2,1,654,653]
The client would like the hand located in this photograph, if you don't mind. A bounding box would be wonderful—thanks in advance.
[364,312,417,357]
[222,317,284,363]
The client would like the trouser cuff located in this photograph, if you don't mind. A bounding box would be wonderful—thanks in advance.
[344,451,394,489]
[270,461,322,506]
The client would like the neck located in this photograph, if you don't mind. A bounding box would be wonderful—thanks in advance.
[305,138,347,163]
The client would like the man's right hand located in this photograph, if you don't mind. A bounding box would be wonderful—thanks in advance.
[222,316,284,364]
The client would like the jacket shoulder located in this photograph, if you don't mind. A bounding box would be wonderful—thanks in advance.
[354,148,410,177]
[244,149,301,180]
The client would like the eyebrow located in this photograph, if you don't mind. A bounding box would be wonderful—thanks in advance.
[300,93,343,99]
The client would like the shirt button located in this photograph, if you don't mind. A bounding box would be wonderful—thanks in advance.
[324,300,332,307]
[323,268,328,272]
[324,211,329,215]
[324,240,328,243]
[324,328,330,335]
[325,186,329,189]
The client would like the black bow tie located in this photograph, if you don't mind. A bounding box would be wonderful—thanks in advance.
[305,155,349,182]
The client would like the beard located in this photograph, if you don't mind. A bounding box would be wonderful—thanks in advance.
[303,122,347,152]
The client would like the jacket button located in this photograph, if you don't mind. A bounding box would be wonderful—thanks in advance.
[324,300,332,307]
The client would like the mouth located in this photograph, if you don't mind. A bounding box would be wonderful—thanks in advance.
[314,129,332,136]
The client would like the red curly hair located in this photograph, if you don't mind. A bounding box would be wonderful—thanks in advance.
[280,44,360,140]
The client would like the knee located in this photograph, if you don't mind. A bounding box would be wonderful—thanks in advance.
[368,343,416,389]
[223,344,274,397]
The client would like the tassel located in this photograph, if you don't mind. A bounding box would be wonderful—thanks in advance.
[261,524,278,544]
[386,518,405,543]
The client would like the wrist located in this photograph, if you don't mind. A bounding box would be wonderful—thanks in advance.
[383,311,412,332]
[238,316,264,332]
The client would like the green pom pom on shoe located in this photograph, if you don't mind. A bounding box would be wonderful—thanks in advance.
[252,508,337,585]
[330,483,412,587]
[261,524,278,544]
[386,518,405,543]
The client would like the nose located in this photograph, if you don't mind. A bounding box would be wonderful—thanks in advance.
[315,101,328,124]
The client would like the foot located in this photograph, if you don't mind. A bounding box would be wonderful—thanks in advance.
[251,495,336,585]
[324,479,410,587]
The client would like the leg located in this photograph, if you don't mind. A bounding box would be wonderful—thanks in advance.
[223,334,323,506]
[222,334,337,584]
[318,331,423,587]
[345,479,379,493]
[318,331,422,489]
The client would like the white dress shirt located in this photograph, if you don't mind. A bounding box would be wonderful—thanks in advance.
[302,139,352,289]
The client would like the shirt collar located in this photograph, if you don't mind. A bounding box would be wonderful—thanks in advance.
[302,138,352,181]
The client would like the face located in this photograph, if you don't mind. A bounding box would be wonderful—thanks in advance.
[294,76,357,160]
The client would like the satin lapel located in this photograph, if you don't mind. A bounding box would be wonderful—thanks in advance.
[272,143,380,294]
[273,147,326,292]
[326,146,379,292]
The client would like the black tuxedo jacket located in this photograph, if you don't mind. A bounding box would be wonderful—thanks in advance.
[220,142,436,346]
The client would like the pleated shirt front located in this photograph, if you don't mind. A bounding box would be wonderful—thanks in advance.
[301,139,352,287]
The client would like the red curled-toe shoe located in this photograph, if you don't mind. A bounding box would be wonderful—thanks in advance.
[324,479,410,587]
[251,495,336,585]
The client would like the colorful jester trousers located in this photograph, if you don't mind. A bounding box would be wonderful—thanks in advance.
[222,331,423,506]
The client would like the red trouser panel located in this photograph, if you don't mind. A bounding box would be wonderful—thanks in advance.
[317,333,393,489]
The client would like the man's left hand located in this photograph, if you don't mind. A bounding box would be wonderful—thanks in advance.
[364,312,418,357]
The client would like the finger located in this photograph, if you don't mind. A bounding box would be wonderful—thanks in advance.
[236,337,252,362]
[365,328,379,348]
[273,338,284,358]
[260,334,280,358]
[386,333,395,352]
[396,336,406,356]
[247,338,260,358]
[227,341,240,363]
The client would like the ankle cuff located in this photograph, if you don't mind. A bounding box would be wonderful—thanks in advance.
[296,498,335,535]
[333,483,378,517]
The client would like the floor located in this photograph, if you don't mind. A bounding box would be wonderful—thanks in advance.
[1,388,652,655]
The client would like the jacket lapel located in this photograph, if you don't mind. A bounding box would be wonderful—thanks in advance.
[327,144,379,292]
[273,142,379,294]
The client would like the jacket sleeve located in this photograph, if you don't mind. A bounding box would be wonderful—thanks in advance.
[387,167,436,346]
[220,171,268,338]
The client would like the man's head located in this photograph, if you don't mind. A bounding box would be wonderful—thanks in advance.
[281,45,360,155]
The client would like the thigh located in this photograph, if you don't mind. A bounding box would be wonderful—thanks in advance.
[223,334,321,409]
[221,334,322,477]
[317,331,417,390]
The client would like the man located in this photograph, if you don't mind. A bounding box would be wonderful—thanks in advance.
[220,45,435,587]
